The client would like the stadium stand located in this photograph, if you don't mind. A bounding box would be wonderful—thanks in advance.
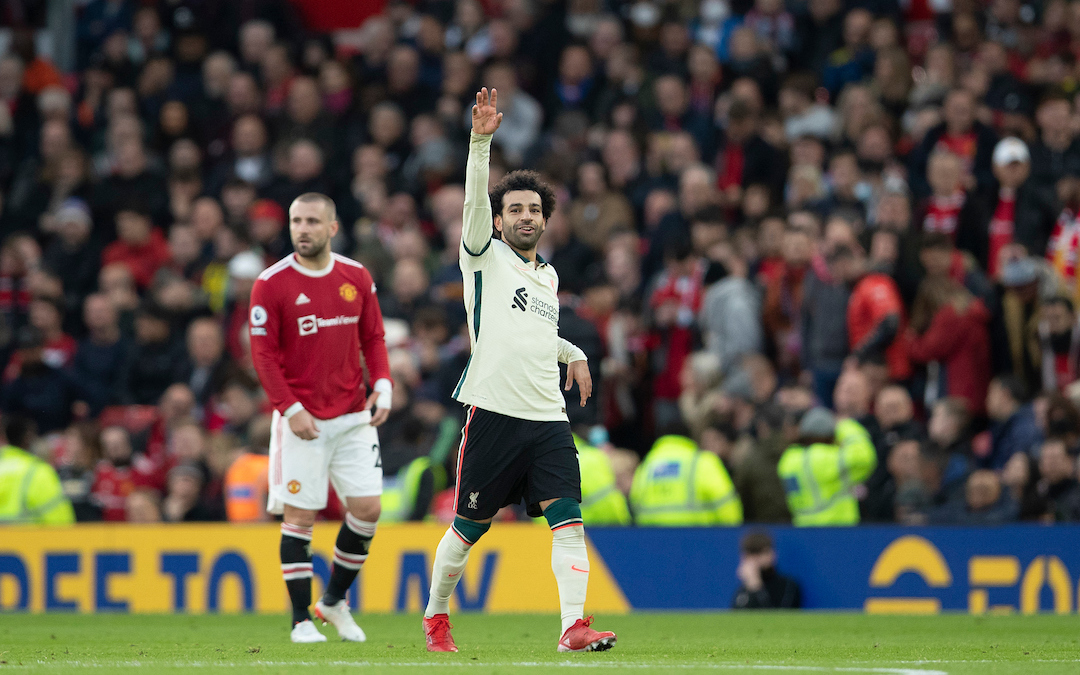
[1,0,1080,527]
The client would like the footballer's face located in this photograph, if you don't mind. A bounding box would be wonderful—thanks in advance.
[495,189,545,252]
[289,199,338,259]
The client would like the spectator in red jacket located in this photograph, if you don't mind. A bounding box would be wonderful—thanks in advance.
[830,244,912,382]
[101,201,172,290]
[908,278,993,416]
[141,383,197,462]
[649,235,707,431]
[91,425,159,521]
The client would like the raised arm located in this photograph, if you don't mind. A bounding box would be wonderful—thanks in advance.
[836,418,878,485]
[461,87,503,259]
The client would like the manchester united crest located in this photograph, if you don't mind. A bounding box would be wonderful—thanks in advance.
[287,480,301,494]
[339,283,358,302]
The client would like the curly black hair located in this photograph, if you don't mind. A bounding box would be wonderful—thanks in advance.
[488,170,557,220]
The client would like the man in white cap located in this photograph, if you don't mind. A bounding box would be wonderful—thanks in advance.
[959,137,1057,279]
[223,251,265,361]
[42,198,102,315]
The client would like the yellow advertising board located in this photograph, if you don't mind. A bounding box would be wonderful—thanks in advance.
[0,523,630,614]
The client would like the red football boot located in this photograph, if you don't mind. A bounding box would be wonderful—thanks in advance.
[557,616,617,652]
[424,613,458,652]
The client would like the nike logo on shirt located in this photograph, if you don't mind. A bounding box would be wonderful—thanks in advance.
[571,565,589,573]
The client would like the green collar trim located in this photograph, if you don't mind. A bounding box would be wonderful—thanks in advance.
[510,247,546,266]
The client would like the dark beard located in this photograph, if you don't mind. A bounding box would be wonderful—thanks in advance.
[295,240,329,260]
[503,227,542,251]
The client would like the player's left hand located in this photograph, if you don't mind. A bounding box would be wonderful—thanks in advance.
[366,392,390,427]
[565,359,592,407]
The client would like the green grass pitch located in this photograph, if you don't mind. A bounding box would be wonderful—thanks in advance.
[1,613,1077,674]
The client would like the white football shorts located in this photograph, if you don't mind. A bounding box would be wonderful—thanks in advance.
[267,409,383,514]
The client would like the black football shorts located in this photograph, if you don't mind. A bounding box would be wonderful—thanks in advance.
[453,406,581,519]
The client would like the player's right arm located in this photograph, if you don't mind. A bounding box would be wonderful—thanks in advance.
[248,277,319,439]
[461,87,503,260]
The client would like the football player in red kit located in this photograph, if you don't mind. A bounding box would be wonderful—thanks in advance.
[249,192,392,643]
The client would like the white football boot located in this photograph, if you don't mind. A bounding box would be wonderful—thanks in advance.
[291,619,328,643]
[314,599,367,642]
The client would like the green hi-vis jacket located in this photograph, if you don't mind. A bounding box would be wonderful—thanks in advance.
[629,435,743,526]
[777,419,877,526]
[573,435,631,526]
[0,445,75,525]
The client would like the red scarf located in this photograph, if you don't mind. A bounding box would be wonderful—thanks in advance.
[648,260,706,317]
[936,133,978,174]
[717,143,745,190]
[1047,208,1080,287]
[923,191,965,238]
[988,191,1017,278]
[650,260,706,400]
[905,0,935,21]
[0,274,31,315]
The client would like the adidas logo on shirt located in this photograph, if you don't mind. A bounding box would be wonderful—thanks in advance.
[295,293,311,305]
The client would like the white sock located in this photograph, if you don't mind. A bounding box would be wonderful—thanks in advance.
[424,527,472,618]
[551,525,589,635]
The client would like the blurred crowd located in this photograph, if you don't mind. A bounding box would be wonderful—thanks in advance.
[3,0,1080,526]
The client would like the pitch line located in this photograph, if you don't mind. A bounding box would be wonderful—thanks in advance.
[17,660,948,674]
[896,659,1080,665]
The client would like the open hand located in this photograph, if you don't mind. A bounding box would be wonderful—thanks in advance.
[472,87,503,135]
[565,359,593,407]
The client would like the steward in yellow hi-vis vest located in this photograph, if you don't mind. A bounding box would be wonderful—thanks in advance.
[380,457,446,522]
[630,435,743,525]
[777,408,877,526]
[0,444,75,525]
[573,434,631,526]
